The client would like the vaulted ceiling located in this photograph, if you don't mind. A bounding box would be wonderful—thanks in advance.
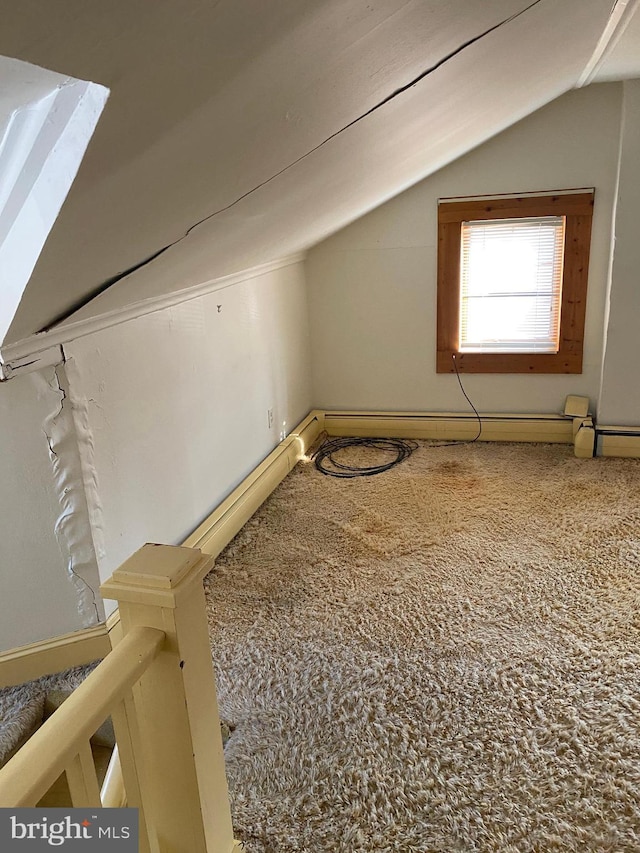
[1,0,639,345]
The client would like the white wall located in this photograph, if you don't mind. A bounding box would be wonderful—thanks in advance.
[307,83,622,415]
[597,79,640,426]
[64,260,311,612]
[0,366,101,651]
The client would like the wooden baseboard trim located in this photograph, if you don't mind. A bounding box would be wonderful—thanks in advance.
[323,411,573,444]
[0,625,111,689]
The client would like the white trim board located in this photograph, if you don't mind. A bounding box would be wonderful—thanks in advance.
[577,0,640,86]
[0,344,63,381]
[0,253,307,370]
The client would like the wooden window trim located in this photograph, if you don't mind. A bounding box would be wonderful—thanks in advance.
[436,191,594,374]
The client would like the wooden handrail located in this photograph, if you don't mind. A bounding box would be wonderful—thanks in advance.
[100,544,238,853]
[0,544,241,852]
[0,625,164,807]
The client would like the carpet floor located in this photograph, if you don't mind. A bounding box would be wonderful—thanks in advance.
[205,441,640,853]
[0,665,95,766]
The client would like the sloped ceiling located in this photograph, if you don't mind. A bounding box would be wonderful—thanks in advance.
[0,0,632,344]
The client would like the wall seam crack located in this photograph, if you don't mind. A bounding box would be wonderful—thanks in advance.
[44,0,543,329]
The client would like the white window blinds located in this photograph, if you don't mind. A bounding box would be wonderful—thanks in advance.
[459,216,565,353]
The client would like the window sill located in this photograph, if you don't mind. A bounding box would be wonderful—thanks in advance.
[436,350,583,374]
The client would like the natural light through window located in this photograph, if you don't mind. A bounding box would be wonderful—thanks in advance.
[459,216,565,353]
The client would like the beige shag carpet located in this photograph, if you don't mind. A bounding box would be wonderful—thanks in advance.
[0,664,96,765]
[205,441,640,853]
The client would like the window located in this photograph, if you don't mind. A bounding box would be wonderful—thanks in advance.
[436,191,594,373]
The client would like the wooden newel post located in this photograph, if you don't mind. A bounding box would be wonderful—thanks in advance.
[101,544,237,853]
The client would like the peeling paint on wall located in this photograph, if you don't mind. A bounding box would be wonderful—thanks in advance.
[0,366,96,649]
[34,362,103,626]
[62,352,108,596]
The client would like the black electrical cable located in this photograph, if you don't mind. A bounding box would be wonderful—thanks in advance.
[429,353,483,447]
[313,436,418,478]
[452,353,482,441]
[313,354,482,477]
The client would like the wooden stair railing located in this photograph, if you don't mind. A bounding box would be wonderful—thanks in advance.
[0,544,243,853]
[0,626,162,808]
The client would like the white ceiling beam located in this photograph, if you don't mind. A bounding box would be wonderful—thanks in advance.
[577,0,640,86]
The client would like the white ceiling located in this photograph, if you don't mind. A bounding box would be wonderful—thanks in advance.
[0,0,638,344]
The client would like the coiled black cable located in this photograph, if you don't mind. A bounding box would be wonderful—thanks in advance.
[313,436,418,478]
[313,354,481,477]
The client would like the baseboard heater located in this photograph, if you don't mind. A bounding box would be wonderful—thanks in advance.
[323,411,573,444]
[595,425,640,458]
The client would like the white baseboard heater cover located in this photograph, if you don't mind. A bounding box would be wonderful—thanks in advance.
[323,412,573,444]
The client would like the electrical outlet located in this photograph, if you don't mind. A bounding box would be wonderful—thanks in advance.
[267,408,274,429]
